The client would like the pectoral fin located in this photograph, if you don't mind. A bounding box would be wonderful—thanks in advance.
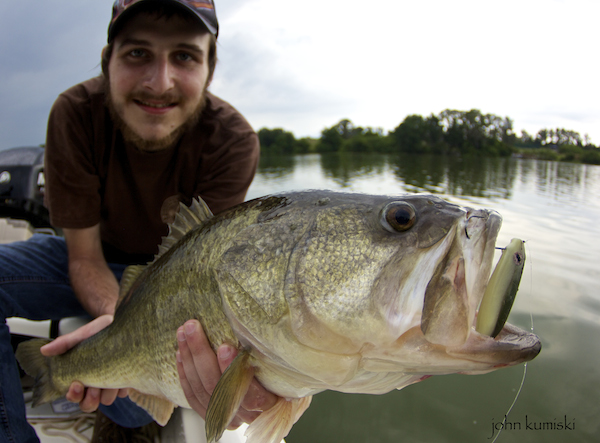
[128,389,176,426]
[206,350,254,443]
[244,396,313,443]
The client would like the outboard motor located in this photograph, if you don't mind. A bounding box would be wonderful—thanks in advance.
[0,146,53,232]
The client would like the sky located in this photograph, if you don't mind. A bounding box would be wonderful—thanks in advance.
[1,0,599,151]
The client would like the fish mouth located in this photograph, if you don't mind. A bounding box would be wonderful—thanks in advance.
[420,207,541,369]
[448,322,541,373]
[452,239,542,371]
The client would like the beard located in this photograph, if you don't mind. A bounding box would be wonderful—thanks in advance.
[104,79,207,152]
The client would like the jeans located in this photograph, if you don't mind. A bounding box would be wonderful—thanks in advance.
[0,235,154,443]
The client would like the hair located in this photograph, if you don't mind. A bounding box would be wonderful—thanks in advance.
[101,3,218,83]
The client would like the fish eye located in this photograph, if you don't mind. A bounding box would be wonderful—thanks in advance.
[380,202,416,233]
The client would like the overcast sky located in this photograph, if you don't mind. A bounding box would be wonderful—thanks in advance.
[1,0,599,151]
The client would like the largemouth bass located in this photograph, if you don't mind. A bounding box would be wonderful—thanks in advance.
[16,191,541,443]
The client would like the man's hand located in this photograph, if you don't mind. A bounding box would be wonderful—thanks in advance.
[40,315,129,412]
[176,320,279,429]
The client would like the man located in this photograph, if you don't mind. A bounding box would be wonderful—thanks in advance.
[0,1,277,442]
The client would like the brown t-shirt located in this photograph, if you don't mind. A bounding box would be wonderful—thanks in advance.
[44,76,259,263]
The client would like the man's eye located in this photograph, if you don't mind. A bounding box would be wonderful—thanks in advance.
[129,49,145,58]
[176,53,193,62]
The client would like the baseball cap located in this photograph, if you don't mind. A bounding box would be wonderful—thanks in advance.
[108,0,219,42]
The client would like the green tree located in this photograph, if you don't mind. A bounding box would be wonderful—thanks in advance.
[315,120,391,153]
[438,109,514,156]
[258,128,310,154]
[581,148,600,165]
[534,128,584,147]
[390,114,445,154]
[316,126,344,152]
[558,144,583,162]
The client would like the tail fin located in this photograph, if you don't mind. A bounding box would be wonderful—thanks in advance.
[15,338,63,407]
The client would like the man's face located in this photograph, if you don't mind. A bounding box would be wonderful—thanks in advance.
[108,12,212,151]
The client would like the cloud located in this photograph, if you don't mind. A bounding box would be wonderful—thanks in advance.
[0,1,108,150]
[1,0,599,150]
[212,0,600,140]
[210,29,353,137]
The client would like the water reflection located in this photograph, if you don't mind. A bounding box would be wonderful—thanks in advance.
[253,153,600,206]
[390,154,518,199]
[533,161,589,206]
[319,152,387,187]
[257,154,296,178]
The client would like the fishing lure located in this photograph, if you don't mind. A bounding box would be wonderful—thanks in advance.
[476,238,526,337]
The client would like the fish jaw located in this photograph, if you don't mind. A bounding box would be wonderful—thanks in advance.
[419,206,541,371]
[420,207,501,347]
[450,323,541,374]
[361,321,540,377]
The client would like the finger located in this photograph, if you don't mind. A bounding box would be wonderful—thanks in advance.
[41,315,114,357]
[242,379,279,412]
[177,349,207,418]
[79,388,101,413]
[216,344,237,372]
[66,382,121,409]
[177,335,247,427]
[100,388,119,406]
[182,321,224,395]
[182,322,264,426]
[117,388,129,398]
[65,382,85,404]
[227,416,245,430]
[177,324,211,411]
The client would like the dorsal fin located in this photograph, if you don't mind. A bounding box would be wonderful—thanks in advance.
[153,197,214,262]
[116,198,213,309]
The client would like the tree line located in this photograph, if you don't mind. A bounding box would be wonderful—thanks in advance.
[257,109,600,165]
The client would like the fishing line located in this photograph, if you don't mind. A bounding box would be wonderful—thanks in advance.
[490,240,534,443]
[490,364,528,443]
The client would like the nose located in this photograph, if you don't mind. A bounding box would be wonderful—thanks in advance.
[143,57,174,94]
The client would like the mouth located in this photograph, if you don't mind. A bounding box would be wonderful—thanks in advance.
[133,99,178,115]
[450,237,542,369]
[420,210,541,367]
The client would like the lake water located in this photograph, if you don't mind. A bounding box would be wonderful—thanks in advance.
[245,153,600,443]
